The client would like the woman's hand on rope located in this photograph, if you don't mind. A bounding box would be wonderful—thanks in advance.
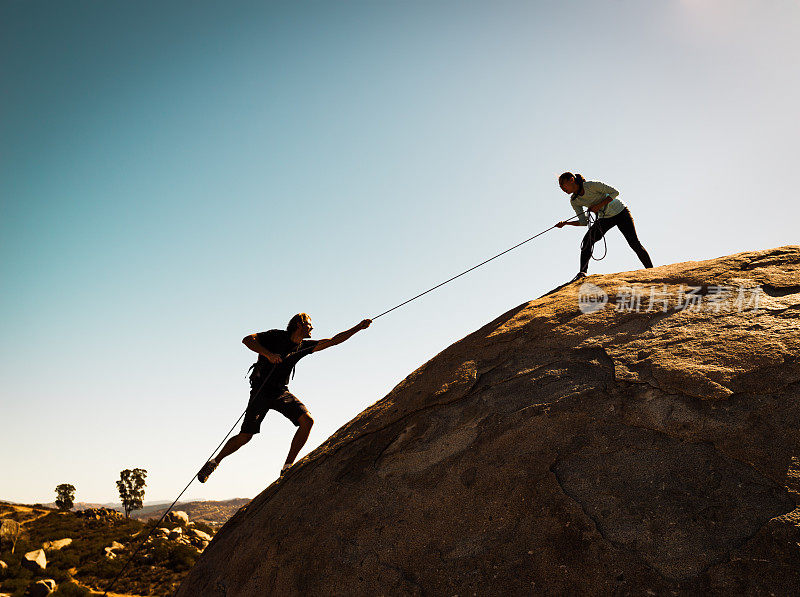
[556,221,567,228]
[358,319,372,330]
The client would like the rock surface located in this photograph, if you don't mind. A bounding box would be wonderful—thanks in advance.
[166,510,189,524]
[21,549,46,572]
[103,540,126,560]
[42,538,72,551]
[178,246,800,596]
[189,528,212,542]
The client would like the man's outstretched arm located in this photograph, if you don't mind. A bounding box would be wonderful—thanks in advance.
[313,319,372,352]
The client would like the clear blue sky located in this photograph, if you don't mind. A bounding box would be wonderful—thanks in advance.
[2,0,797,504]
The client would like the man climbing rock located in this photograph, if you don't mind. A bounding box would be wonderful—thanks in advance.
[197,313,371,482]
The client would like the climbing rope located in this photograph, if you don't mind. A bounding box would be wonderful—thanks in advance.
[372,211,585,319]
[101,408,248,596]
[582,207,609,263]
[103,362,289,595]
[103,208,590,595]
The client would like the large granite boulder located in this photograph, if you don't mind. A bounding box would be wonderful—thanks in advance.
[178,246,800,596]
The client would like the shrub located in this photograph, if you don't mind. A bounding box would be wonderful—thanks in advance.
[48,549,79,570]
[54,580,91,596]
[167,544,197,572]
[79,557,122,580]
[193,521,215,536]
[1,574,31,596]
[147,538,171,564]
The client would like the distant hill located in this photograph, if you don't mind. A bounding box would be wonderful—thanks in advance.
[41,501,118,512]
[131,499,250,528]
[16,498,249,528]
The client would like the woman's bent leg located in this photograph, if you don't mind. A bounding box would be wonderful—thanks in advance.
[579,218,616,273]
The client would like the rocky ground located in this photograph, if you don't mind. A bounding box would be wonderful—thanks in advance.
[177,246,800,596]
[0,502,216,596]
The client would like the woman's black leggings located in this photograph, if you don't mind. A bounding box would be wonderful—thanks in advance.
[580,207,653,273]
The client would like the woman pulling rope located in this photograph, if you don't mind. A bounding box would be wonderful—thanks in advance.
[555,172,653,282]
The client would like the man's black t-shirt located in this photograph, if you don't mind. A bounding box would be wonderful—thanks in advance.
[252,329,319,389]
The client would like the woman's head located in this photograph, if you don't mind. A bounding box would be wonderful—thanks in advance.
[558,172,584,195]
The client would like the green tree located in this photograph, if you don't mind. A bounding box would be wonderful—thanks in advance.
[55,483,76,510]
[116,468,147,518]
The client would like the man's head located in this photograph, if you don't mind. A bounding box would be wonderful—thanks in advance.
[287,312,313,340]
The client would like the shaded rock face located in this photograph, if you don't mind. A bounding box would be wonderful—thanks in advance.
[27,578,56,597]
[552,425,792,580]
[178,246,800,596]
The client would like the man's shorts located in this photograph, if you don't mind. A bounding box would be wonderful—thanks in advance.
[241,385,309,434]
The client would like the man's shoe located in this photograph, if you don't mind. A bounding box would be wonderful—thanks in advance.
[280,463,292,476]
[570,272,587,283]
[197,460,218,483]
